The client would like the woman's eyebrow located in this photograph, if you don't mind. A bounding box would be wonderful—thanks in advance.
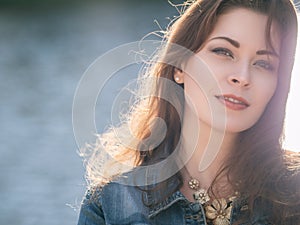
[209,36,279,58]
[209,36,240,48]
[256,50,279,58]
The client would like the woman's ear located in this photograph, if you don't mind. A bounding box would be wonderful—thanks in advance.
[174,68,184,84]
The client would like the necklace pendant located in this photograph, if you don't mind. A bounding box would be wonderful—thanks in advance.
[205,199,232,225]
[193,188,210,205]
[188,178,200,190]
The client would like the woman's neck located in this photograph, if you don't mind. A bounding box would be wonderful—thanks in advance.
[179,106,238,192]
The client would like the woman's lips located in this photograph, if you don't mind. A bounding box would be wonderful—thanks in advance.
[215,94,250,110]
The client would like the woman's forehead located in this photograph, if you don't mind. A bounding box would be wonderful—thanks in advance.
[208,8,281,52]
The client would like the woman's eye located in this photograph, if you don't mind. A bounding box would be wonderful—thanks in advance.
[211,48,233,58]
[254,60,274,71]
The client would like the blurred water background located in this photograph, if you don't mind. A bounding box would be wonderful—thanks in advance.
[0,1,299,225]
[0,1,176,224]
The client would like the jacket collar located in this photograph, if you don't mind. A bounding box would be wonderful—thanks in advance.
[147,190,186,218]
[140,175,186,218]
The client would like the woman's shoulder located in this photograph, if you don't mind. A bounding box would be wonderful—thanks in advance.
[80,168,181,213]
[77,186,105,225]
[83,169,151,207]
[83,175,145,206]
[78,177,149,225]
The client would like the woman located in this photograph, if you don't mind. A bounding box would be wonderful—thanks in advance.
[77,0,300,224]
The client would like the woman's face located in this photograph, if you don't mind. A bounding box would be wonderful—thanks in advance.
[182,8,281,133]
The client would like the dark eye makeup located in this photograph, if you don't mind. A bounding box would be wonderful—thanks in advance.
[211,47,234,58]
[210,47,276,72]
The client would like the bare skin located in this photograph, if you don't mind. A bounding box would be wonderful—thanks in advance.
[177,8,281,201]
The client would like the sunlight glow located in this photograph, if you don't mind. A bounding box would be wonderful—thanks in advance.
[283,14,300,152]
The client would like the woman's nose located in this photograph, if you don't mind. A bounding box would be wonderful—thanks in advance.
[227,67,251,87]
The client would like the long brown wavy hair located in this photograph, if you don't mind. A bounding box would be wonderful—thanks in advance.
[82,0,300,224]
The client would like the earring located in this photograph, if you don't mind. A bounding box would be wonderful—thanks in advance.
[174,68,183,84]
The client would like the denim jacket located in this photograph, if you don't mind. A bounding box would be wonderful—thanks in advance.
[77,173,273,225]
